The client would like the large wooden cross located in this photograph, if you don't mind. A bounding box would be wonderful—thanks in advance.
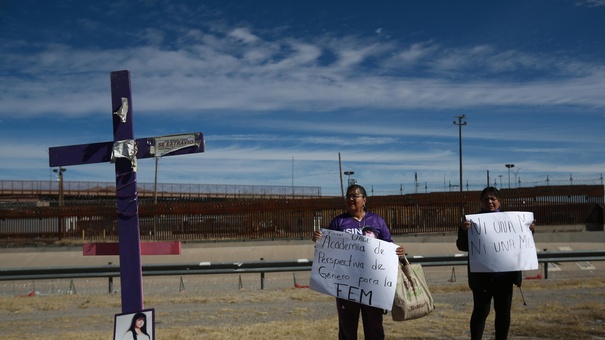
[48,70,205,313]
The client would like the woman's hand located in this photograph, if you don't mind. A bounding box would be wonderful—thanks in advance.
[530,219,537,232]
[396,246,405,257]
[460,220,471,231]
[312,230,322,242]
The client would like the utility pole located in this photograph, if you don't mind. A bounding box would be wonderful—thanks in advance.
[453,115,467,192]
[338,153,344,197]
[512,168,521,188]
[414,172,418,193]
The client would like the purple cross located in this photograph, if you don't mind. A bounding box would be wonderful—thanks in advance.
[48,70,204,313]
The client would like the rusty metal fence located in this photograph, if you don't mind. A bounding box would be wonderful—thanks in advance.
[0,185,603,245]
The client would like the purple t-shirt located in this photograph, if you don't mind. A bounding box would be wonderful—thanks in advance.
[328,211,393,242]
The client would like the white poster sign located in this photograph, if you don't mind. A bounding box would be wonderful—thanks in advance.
[310,228,399,310]
[465,211,538,273]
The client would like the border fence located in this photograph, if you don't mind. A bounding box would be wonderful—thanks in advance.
[0,180,323,200]
[0,184,603,245]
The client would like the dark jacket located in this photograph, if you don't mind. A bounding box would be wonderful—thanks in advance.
[456,212,523,290]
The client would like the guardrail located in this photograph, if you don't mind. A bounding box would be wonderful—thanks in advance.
[409,250,605,279]
[2,251,604,292]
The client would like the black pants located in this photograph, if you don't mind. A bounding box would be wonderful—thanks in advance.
[470,282,514,340]
[336,298,384,340]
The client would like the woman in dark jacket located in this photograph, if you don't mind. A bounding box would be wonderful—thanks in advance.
[456,187,535,340]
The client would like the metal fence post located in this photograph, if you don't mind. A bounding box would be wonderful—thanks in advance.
[543,249,549,280]
[260,258,265,289]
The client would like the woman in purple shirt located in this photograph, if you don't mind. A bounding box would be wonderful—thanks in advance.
[312,184,405,340]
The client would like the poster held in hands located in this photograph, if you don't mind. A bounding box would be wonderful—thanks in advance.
[310,228,399,310]
[465,211,538,273]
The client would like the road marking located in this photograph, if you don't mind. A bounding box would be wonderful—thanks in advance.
[577,261,596,270]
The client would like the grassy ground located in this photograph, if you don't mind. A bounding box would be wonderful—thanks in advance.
[1,276,604,339]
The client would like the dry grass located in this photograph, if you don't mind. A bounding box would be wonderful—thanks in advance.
[0,277,604,339]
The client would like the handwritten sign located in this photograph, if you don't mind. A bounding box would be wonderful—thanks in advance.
[310,228,399,310]
[465,211,538,273]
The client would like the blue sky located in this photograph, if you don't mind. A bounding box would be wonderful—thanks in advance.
[1,0,604,195]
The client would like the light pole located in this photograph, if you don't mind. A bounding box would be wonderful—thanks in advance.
[344,171,355,187]
[53,167,66,206]
[453,115,466,192]
[53,166,66,239]
[415,172,419,193]
[505,164,514,189]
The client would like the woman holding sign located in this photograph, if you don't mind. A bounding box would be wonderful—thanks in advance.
[312,184,405,340]
[456,187,535,340]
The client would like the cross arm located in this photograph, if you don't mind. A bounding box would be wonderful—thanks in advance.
[49,132,204,167]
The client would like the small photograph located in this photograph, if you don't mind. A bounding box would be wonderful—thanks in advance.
[113,308,154,340]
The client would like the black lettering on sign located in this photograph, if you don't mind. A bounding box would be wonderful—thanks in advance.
[493,238,516,252]
[334,283,374,306]
[470,218,487,235]
[470,238,486,255]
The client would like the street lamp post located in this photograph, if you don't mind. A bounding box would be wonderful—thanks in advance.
[453,115,467,192]
[344,171,355,187]
[53,167,66,206]
[53,166,66,240]
[505,164,514,189]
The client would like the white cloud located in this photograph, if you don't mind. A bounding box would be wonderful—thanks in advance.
[577,0,605,7]
[228,27,260,43]
[3,29,605,120]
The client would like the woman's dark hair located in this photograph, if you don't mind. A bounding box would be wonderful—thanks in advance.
[347,184,367,197]
[126,312,149,339]
[480,186,501,200]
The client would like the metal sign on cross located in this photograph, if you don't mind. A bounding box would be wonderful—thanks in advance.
[48,70,205,313]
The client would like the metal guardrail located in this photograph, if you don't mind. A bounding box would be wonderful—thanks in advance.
[407,250,605,279]
[2,251,604,284]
